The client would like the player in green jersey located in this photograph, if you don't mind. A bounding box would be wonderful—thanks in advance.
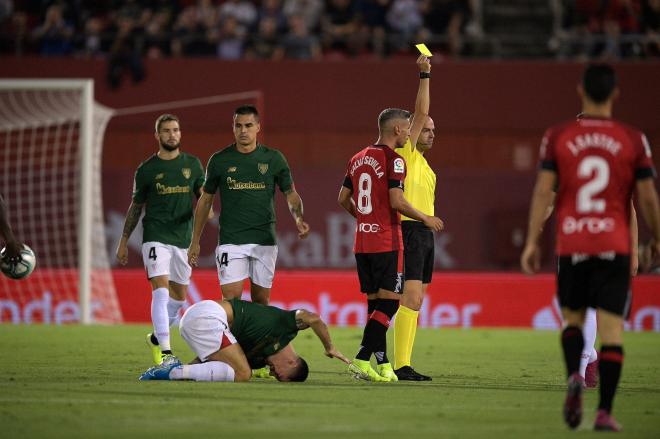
[116,114,209,365]
[188,105,310,305]
[139,298,351,382]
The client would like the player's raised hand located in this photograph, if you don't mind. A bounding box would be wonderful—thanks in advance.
[423,216,444,232]
[521,243,541,274]
[115,241,129,266]
[188,242,200,267]
[296,218,310,239]
[416,54,431,73]
[325,347,351,365]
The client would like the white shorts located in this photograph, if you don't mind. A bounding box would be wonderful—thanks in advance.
[215,244,278,288]
[141,242,192,285]
[179,300,237,362]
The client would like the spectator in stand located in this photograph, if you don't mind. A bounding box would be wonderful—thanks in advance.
[419,0,471,57]
[107,13,145,89]
[245,16,284,60]
[354,0,390,57]
[387,0,423,52]
[111,0,149,28]
[321,0,359,56]
[32,3,74,55]
[172,5,213,56]
[256,0,288,33]
[553,0,602,59]
[216,15,245,59]
[555,0,644,60]
[600,0,641,59]
[144,9,174,58]
[281,14,321,59]
[0,10,29,55]
[283,0,324,31]
[641,0,660,56]
[219,0,257,33]
[190,0,219,24]
[79,16,108,58]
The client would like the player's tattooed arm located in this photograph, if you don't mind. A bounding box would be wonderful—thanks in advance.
[115,202,143,265]
[295,314,310,330]
[286,189,310,239]
[285,188,303,219]
[122,202,144,239]
[295,310,351,364]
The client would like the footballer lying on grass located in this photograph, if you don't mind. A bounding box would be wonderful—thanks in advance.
[139,298,350,382]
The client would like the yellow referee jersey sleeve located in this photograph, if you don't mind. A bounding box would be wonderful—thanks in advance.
[395,139,436,221]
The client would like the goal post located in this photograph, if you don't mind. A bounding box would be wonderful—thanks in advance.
[0,79,121,324]
[0,80,264,325]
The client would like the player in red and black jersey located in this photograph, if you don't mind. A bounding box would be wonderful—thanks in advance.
[522,64,660,431]
[338,105,444,382]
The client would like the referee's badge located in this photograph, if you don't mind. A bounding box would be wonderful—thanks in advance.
[258,163,269,175]
[182,168,191,179]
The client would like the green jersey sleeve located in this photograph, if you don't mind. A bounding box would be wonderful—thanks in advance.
[193,157,205,197]
[273,150,293,193]
[132,165,148,204]
[203,154,220,195]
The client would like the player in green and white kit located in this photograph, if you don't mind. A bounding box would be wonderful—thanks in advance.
[139,298,351,382]
[116,114,207,365]
[188,105,309,305]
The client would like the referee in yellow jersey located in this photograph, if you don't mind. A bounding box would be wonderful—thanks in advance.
[393,61,439,381]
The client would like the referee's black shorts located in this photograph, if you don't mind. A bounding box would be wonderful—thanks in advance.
[557,253,631,317]
[402,220,434,284]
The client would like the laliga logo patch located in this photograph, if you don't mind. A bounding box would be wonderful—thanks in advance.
[393,158,404,174]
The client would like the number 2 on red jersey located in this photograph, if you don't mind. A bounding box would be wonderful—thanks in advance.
[577,156,609,214]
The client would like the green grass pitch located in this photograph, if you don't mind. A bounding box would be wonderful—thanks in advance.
[1,325,659,438]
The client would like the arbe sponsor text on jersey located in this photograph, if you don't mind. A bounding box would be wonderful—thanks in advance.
[562,216,615,234]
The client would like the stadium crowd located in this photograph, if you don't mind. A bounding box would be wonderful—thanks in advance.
[551,0,660,59]
[0,0,476,62]
[1,0,658,64]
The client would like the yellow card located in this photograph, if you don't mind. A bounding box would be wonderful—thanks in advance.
[415,43,433,57]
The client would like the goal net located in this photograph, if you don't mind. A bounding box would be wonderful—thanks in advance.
[0,80,121,324]
[0,81,264,325]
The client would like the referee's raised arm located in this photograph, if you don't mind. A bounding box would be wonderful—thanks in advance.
[409,55,431,150]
